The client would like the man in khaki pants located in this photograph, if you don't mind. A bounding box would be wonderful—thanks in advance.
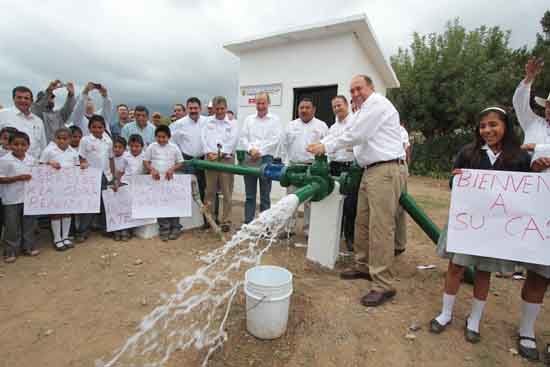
[308,75,406,307]
[201,96,239,232]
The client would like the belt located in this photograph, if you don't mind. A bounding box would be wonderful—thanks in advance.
[330,161,353,168]
[366,159,404,170]
[182,153,204,160]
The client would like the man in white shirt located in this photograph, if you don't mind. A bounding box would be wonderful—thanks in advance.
[0,86,47,159]
[308,75,406,307]
[325,95,357,252]
[170,97,208,203]
[512,57,550,361]
[201,96,239,232]
[281,98,328,235]
[70,82,112,137]
[240,92,283,224]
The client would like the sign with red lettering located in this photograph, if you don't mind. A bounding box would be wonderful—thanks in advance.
[447,169,550,265]
[130,174,192,219]
[102,186,156,232]
[24,166,102,215]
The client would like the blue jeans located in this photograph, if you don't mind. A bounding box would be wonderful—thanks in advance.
[244,155,273,224]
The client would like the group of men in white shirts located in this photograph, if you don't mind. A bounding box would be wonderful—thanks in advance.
[0,74,413,308]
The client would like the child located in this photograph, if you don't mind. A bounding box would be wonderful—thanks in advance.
[0,127,18,240]
[430,107,531,343]
[143,125,184,241]
[110,136,129,241]
[39,127,85,251]
[69,125,83,150]
[0,131,39,263]
[77,115,113,243]
[0,127,17,158]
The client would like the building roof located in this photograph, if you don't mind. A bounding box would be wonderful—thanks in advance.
[223,13,399,88]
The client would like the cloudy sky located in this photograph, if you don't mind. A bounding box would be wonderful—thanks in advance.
[0,0,548,115]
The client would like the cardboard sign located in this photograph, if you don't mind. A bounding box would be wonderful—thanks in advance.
[102,186,156,232]
[130,174,192,219]
[24,166,102,215]
[447,169,550,266]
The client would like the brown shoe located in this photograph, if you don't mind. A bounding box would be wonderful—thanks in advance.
[340,270,373,281]
[360,289,396,307]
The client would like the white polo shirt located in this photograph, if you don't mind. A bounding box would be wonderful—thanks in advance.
[79,134,113,179]
[240,112,283,157]
[39,143,79,168]
[0,153,36,204]
[170,115,207,157]
[143,142,184,173]
[325,114,354,162]
[282,117,328,163]
[201,117,239,155]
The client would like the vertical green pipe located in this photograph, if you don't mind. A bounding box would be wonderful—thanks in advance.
[399,192,475,284]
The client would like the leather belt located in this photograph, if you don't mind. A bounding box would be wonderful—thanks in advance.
[366,159,404,170]
[183,154,204,160]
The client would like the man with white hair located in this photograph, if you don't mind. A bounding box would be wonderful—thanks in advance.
[70,82,112,136]
[240,92,282,223]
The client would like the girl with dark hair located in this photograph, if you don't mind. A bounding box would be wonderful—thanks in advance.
[429,107,531,343]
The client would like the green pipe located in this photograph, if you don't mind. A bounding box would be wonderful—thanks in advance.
[293,183,320,204]
[189,159,263,177]
[399,192,440,244]
[399,192,475,284]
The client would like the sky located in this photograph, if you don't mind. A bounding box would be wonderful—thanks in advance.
[0,0,548,116]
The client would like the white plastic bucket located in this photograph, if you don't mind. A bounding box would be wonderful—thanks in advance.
[244,265,293,339]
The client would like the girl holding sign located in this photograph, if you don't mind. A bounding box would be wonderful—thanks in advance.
[430,107,531,344]
[39,128,87,251]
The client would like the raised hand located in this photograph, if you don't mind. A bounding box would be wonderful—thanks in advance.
[525,57,544,83]
[47,80,63,92]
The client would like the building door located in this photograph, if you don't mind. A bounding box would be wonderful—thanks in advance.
[293,85,338,127]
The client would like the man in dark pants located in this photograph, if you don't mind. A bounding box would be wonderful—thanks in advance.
[325,95,358,252]
[170,97,207,202]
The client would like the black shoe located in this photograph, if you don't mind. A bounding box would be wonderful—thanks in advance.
[160,234,169,242]
[53,241,67,252]
[395,248,406,256]
[121,234,130,242]
[464,320,481,344]
[169,231,180,240]
[518,336,539,361]
[221,223,231,232]
[429,318,451,334]
[113,233,121,241]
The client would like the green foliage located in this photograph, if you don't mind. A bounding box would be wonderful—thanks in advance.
[389,14,550,176]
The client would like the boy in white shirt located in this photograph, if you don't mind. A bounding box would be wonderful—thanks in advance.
[0,127,17,236]
[0,131,39,263]
[40,127,85,251]
[143,125,184,241]
[77,115,113,242]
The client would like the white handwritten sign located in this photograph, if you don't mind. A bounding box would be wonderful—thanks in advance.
[447,169,550,266]
[24,166,102,215]
[130,174,192,219]
[102,186,156,232]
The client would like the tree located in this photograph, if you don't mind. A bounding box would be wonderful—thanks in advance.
[388,19,529,175]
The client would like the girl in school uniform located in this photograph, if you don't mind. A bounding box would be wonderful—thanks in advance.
[430,107,531,343]
[76,115,113,242]
[39,128,87,251]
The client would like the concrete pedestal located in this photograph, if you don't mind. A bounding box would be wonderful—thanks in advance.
[134,200,205,239]
[306,182,344,269]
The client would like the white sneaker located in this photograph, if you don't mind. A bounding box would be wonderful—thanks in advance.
[63,239,74,248]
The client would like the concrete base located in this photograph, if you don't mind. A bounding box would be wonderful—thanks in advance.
[306,182,344,269]
[134,201,205,239]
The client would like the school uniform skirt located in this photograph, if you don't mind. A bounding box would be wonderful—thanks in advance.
[436,224,516,274]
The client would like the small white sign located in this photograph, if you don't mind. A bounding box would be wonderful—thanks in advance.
[447,169,550,266]
[24,166,102,215]
[130,174,192,219]
[102,186,156,232]
[239,83,282,107]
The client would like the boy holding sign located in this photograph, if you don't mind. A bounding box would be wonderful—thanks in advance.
[430,107,531,343]
[0,131,39,263]
[39,127,86,251]
[143,125,184,241]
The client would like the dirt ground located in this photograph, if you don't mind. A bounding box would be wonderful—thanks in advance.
[1,176,549,367]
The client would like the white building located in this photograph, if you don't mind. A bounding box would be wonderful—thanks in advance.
[223,13,399,198]
[224,13,399,126]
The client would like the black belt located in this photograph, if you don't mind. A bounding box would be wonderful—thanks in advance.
[183,153,204,160]
[330,161,353,168]
[366,159,404,170]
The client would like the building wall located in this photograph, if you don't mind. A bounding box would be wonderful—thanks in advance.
[231,31,387,200]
